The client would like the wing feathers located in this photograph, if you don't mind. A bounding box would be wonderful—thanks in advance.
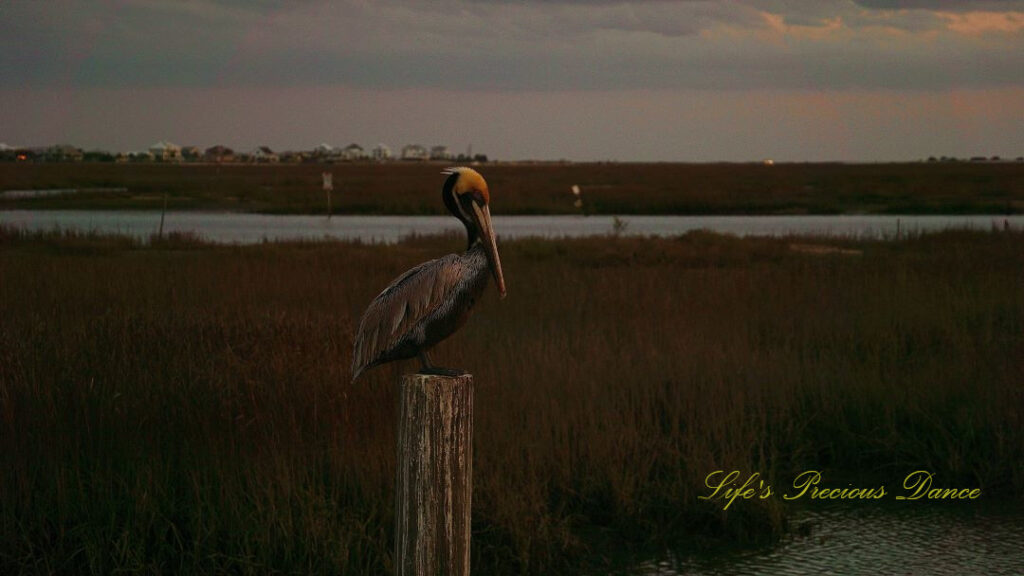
[352,255,462,380]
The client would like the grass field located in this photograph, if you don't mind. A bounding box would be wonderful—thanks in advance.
[1,227,1022,574]
[2,161,1023,215]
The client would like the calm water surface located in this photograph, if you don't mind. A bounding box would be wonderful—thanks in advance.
[1,210,1021,243]
[630,504,1024,576]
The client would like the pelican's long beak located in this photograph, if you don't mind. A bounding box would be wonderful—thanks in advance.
[471,203,506,298]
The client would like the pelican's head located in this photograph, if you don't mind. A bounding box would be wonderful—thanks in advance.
[442,167,506,298]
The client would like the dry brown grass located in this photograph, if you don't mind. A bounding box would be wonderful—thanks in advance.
[2,161,1022,214]
[1,228,1022,574]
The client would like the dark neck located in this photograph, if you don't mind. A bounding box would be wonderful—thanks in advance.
[463,222,479,250]
[442,172,478,250]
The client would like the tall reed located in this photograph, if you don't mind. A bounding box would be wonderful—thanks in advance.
[1,228,1021,574]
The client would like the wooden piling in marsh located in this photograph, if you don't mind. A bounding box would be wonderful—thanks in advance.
[395,373,473,576]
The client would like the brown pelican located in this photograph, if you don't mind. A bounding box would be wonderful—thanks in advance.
[351,167,506,382]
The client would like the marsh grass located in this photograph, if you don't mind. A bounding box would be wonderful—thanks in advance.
[1,227,1022,574]
[2,162,1022,215]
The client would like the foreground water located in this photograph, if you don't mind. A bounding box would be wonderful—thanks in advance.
[629,503,1024,576]
[1,210,1021,243]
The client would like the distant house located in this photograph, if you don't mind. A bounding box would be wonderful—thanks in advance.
[401,144,428,161]
[250,146,279,163]
[181,146,202,161]
[150,141,182,162]
[342,143,365,161]
[430,145,452,161]
[313,143,336,160]
[45,144,84,162]
[372,143,392,161]
[279,150,307,164]
[203,145,235,163]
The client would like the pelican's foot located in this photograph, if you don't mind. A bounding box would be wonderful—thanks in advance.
[417,351,466,378]
[418,366,467,378]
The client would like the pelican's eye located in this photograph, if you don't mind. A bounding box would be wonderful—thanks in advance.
[458,191,478,214]
[470,190,487,206]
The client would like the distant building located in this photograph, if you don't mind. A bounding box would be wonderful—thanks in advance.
[203,145,235,163]
[45,144,84,162]
[313,143,336,161]
[372,143,392,161]
[250,146,279,163]
[430,145,452,161]
[279,150,307,163]
[341,143,366,161]
[149,141,182,162]
[181,146,202,161]
[130,150,155,162]
[401,144,428,161]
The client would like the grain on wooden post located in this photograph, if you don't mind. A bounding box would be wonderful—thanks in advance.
[395,373,473,576]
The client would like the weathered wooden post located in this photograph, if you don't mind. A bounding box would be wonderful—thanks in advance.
[158,192,167,239]
[395,373,473,576]
[322,171,334,220]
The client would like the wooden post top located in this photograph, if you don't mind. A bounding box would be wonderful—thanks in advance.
[402,373,474,384]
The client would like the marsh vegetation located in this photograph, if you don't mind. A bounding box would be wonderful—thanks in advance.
[2,161,1022,215]
[1,227,1021,574]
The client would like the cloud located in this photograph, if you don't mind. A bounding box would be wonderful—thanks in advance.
[851,0,1024,11]
[0,0,1021,92]
[939,10,1024,33]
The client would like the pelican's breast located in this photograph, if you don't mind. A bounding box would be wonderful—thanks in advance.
[426,244,490,341]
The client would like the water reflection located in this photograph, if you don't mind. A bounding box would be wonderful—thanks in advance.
[0,210,1021,244]
[633,504,1024,575]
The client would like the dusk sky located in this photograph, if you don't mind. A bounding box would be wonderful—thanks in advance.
[1,0,1021,161]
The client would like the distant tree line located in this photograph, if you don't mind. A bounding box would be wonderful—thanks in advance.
[0,142,489,164]
[926,155,1024,163]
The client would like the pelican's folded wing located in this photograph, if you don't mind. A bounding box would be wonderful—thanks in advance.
[351,254,463,381]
